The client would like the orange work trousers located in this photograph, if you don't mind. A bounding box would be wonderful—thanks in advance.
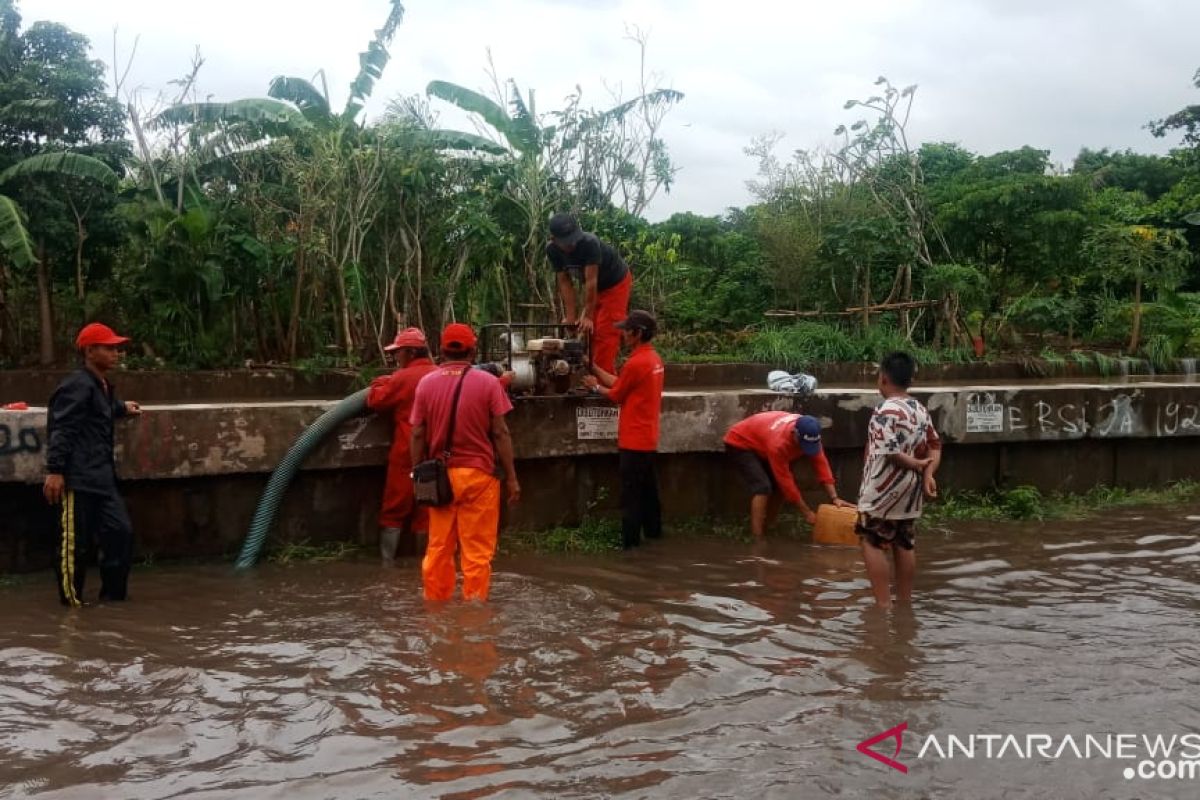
[422,467,501,601]
[591,270,633,375]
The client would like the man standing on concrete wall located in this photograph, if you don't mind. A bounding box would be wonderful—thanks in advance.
[367,328,437,564]
[411,323,520,601]
[545,212,632,374]
[583,310,665,549]
[43,323,142,607]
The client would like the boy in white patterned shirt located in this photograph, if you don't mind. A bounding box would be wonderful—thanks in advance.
[857,352,942,610]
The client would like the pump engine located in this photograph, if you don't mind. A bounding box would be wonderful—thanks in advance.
[478,323,591,396]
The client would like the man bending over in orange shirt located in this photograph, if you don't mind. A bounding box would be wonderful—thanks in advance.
[723,412,853,537]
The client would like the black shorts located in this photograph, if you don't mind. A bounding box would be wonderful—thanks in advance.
[856,514,916,551]
[726,445,774,496]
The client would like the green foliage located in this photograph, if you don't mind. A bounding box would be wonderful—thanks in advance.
[426,80,536,155]
[1000,486,1044,520]
[342,1,405,122]
[928,482,1200,524]
[739,321,940,371]
[502,517,623,555]
[0,192,31,266]
[269,539,361,564]
[1141,333,1176,370]
[268,76,331,120]
[1,3,1199,371]
[1073,148,1183,200]
[151,98,311,133]
[0,151,117,187]
[1003,294,1085,337]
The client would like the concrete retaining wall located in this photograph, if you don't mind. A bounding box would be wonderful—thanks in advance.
[4,382,1200,572]
[0,359,1180,404]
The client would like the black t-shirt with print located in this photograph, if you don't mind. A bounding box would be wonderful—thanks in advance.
[545,232,628,291]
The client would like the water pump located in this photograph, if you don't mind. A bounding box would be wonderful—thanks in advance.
[478,324,591,396]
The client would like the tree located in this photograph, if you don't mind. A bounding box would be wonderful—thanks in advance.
[833,77,947,337]
[0,0,125,363]
[1073,148,1183,200]
[149,0,408,363]
[1083,224,1191,353]
[742,136,856,313]
[426,40,683,320]
[1146,66,1200,258]
[1148,67,1200,153]
[932,149,1090,342]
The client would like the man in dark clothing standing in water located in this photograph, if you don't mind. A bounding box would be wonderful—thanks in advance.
[44,323,142,607]
[545,212,632,375]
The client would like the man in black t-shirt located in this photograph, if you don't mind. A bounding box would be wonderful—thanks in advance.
[545,212,632,373]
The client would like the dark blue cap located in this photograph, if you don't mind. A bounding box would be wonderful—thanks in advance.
[794,415,822,456]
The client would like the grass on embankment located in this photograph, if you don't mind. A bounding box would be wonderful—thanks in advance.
[267,540,363,564]
[503,482,1200,555]
[70,482,1195,570]
[924,481,1200,524]
[499,515,761,556]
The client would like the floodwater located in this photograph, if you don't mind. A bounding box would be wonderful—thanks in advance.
[2,510,1199,800]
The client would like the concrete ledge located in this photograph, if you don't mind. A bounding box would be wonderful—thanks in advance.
[6,382,1200,573]
[5,383,1200,484]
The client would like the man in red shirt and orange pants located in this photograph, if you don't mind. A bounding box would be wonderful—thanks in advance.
[723,412,854,537]
[411,323,520,601]
[366,327,437,564]
[583,310,665,549]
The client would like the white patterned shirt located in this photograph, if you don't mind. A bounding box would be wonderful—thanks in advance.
[858,396,941,520]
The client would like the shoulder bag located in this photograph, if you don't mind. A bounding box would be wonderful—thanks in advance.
[412,367,469,507]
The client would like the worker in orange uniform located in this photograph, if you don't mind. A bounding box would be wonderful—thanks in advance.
[410,323,520,601]
[546,212,632,374]
[366,327,438,564]
[583,310,665,549]
[723,412,854,537]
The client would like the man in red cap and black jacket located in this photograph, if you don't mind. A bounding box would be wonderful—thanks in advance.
[367,327,437,564]
[44,322,142,607]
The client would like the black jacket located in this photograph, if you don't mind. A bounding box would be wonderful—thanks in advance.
[45,368,128,494]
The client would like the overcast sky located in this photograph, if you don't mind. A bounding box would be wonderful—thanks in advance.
[21,0,1200,220]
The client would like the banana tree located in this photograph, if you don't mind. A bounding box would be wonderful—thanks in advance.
[155,0,405,144]
[427,76,684,318]
[148,1,409,362]
[425,79,565,317]
[0,152,118,364]
[426,80,548,157]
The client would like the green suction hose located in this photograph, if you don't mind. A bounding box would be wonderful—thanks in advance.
[235,389,369,570]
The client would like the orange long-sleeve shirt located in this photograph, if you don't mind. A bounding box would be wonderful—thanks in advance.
[723,411,835,505]
[607,343,665,451]
[366,357,437,466]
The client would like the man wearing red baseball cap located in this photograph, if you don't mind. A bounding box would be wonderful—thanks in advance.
[366,327,438,564]
[44,322,142,607]
[410,322,520,601]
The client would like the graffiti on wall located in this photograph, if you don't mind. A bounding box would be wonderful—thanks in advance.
[0,424,42,457]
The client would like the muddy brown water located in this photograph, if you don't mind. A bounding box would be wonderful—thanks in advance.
[2,509,1199,799]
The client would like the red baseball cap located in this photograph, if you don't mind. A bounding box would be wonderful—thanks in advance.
[440,322,477,351]
[76,322,130,349]
[384,327,427,352]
